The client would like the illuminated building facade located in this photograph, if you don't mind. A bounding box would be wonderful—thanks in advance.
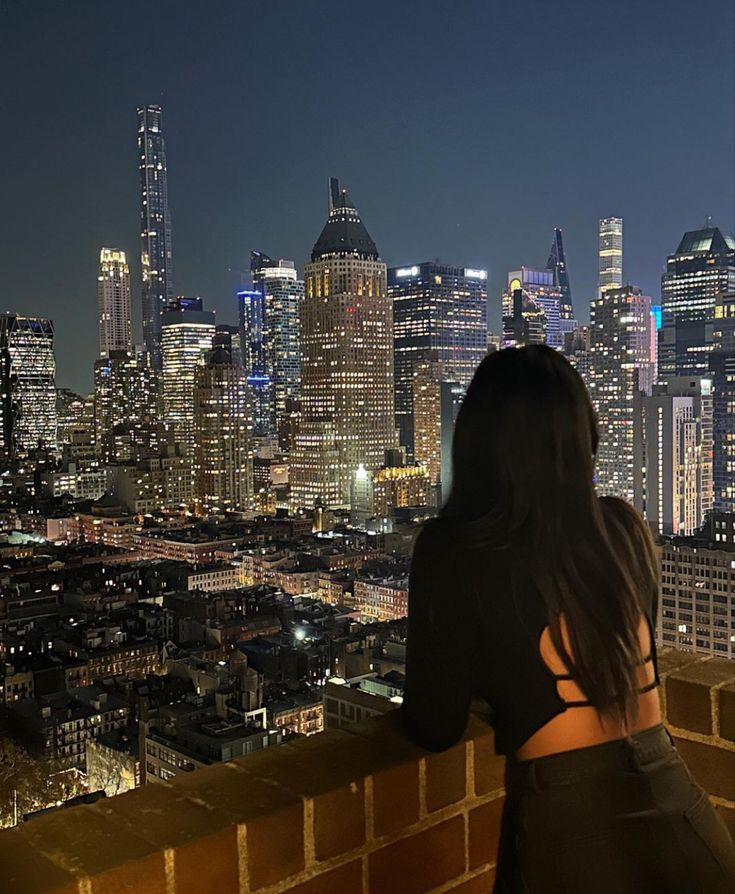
[290,183,398,510]
[502,268,560,346]
[193,343,253,514]
[711,291,735,511]
[599,217,623,296]
[659,519,735,659]
[634,376,714,536]
[659,227,735,379]
[161,305,215,454]
[502,290,546,348]
[93,351,162,464]
[588,286,656,501]
[243,252,304,442]
[350,460,430,523]
[138,105,174,368]
[412,355,442,487]
[0,314,57,461]
[98,248,132,355]
[388,262,487,460]
[238,284,270,437]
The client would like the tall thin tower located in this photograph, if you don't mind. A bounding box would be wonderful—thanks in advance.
[598,217,623,296]
[138,104,174,368]
[98,248,132,356]
[546,228,573,319]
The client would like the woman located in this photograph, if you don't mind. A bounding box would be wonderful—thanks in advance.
[402,345,735,893]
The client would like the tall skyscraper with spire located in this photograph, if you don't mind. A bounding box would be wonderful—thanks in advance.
[290,181,397,511]
[98,248,132,356]
[546,228,574,319]
[138,104,174,368]
[598,217,623,296]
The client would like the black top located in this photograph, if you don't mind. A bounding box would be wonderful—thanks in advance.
[402,514,660,755]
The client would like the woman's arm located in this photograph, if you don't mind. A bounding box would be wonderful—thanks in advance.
[402,521,474,751]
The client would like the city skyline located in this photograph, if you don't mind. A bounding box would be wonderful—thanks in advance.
[1,0,732,394]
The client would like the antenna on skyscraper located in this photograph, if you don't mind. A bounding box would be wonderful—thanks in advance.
[329,177,340,213]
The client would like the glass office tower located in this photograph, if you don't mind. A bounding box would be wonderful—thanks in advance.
[659,226,735,379]
[0,314,57,461]
[389,262,487,460]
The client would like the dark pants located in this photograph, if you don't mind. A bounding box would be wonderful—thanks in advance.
[493,724,735,893]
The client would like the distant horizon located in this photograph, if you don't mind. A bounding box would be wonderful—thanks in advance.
[1,0,732,394]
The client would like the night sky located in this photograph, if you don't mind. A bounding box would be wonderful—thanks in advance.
[1,0,733,395]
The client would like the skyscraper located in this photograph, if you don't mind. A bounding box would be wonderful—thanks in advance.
[161,304,215,454]
[93,352,162,464]
[237,285,271,436]
[98,248,132,356]
[0,314,56,461]
[502,288,547,348]
[588,285,656,501]
[659,226,735,379]
[389,262,487,459]
[412,354,442,488]
[501,268,560,347]
[193,341,253,515]
[634,376,714,536]
[598,217,623,296]
[711,291,735,512]
[290,183,397,510]
[242,252,304,442]
[138,105,174,369]
[546,228,574,319]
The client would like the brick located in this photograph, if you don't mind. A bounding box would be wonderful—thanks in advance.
[313,780,366,861]
[714,802,735,841]
[172,826,238,894]
[468,798,504,870]
[656,649,706,680]
[449,868,497,892]
[91,858,167,894]
[0,829,78,894]
[371,760,420,839]
[673,736,735,802]
[287,860,363,894]
[368,815,465,894]
[18,804,166,893]
[247,801,305,891]
[472,734,505,797]
[163,760,305,890]
[666,661,735,735]
[718,683,735,743]
[425,742,467,812]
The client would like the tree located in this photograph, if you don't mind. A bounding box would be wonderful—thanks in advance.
[0,738,83,828]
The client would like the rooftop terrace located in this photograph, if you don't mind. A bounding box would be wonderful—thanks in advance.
[1,649,733,894]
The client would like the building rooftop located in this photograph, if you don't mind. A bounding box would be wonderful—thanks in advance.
[311,186,379,262]
[675,226,735,255]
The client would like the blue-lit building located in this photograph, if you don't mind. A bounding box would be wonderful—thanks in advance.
[138,105,174,369]
[388,262,487,460]
[238,285,271,437]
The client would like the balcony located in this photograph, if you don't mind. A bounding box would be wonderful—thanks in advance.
[1,649,734,894]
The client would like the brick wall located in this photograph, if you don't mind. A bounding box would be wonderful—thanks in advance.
[657,649,735,838]
[1,649,733,894]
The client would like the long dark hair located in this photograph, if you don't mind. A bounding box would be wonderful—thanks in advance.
[441,345,658,723]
